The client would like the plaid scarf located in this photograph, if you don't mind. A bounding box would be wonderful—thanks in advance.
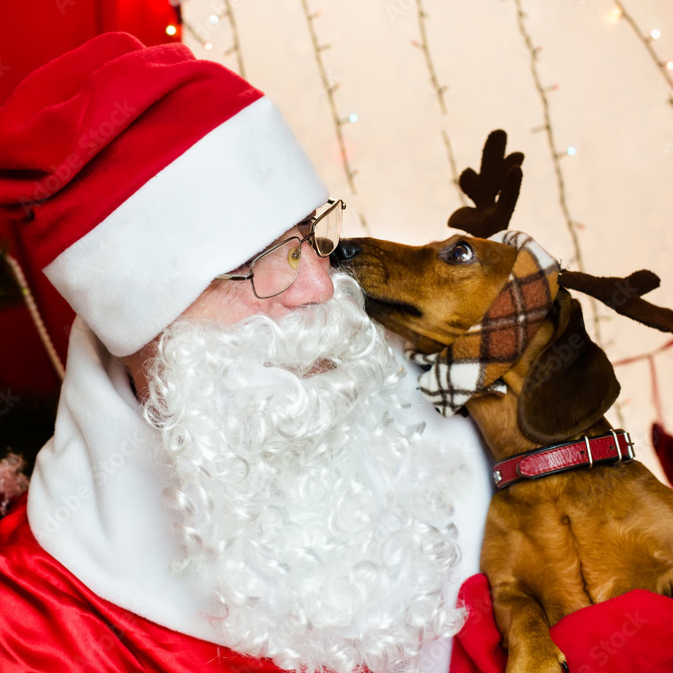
[407,230,559,417]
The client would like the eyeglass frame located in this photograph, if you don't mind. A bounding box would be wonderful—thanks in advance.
[215,198,346,299]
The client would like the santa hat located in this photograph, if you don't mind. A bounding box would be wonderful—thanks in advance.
[0,33,328,357]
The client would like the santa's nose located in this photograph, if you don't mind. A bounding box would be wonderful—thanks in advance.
[281,242,334,306]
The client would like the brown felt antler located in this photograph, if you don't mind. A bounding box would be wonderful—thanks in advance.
[448,129,524,238]
[559,269,673,333]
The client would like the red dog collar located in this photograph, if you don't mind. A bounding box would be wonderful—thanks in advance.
[493,430,635,489]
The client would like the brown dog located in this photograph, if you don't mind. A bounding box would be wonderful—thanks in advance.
[332,132,673,673]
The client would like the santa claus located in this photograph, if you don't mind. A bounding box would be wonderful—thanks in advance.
[0,32,492,673]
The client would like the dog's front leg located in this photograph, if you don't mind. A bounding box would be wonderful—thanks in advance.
[491,583,568,673]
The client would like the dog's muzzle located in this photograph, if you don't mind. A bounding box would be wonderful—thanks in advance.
[330,240,362,267]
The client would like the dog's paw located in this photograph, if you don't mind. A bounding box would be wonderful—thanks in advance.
[506,640,568,673]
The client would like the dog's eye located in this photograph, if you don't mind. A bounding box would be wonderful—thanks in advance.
[446,242,474,263]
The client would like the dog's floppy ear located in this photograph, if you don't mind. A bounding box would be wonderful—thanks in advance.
[518,288,620,444]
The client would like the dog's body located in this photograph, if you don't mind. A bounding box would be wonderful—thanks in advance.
[332,132,673,673]
[469,312,673,672]
[336,232,673,672]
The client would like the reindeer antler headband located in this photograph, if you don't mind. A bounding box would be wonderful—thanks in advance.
[450,130,673,335]
[407,231,560,417]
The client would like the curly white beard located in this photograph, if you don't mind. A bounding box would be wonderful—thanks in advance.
[144,273,466,673]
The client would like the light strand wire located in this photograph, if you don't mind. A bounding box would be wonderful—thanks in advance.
[512,0,623,425]
[181,5,246,78]
[612,0,673,109]
[300,0,371,234]
[413,0,466,206]
[4,254,65,382]
[222,0,246,79]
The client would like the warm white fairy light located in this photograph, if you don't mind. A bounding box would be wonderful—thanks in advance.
[165,25,177,36]
[413,0,465,207]
[513,0,614,388]
[610,3,673,112]
[608,8,622,23]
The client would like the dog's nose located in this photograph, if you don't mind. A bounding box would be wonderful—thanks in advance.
[330,239,362,267]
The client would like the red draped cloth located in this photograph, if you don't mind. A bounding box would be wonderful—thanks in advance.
[0,495,286,673]
[5,492,673,673]
[450,574,673,673]
[0,0,181,398]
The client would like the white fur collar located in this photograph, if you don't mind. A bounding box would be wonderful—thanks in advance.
[27,318,223,640]
[26,319,493,670]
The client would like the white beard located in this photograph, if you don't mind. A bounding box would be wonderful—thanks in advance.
[144,273,466,673]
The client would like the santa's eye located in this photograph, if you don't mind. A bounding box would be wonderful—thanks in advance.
[444,242,474,264]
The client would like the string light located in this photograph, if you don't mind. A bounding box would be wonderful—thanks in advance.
[182,1,246,77]
[4,254,65,381]
[513,0,616,422]
[300,0,369,234]
[222,0,246,78]
[413,0,466,206]
[514,0,588,279]
[612,2,673,111]
[165,25,177,36]
[608,7,623,23]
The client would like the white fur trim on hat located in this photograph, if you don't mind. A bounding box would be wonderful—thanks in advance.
[44,97,329,357]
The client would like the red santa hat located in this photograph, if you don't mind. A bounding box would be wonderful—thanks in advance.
[0,32,328,357]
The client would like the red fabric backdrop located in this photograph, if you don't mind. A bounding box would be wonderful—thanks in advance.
[0,0,180,396]
[450,573,673,673]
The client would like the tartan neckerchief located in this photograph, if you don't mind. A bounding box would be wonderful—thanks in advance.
[406,230,560,417]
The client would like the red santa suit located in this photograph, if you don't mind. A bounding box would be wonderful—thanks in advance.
[0,33,494,673]
[3,30,670,673]
[0,316,492,672]
[0,495,279,673]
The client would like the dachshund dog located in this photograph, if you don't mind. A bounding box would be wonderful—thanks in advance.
[332,131,673,673]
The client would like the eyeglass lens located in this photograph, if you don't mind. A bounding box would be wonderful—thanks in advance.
[251,201,343,299]
[250,238,302,299]
[313,201,342,257]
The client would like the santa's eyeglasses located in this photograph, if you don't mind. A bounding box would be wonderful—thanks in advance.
[216,199,345,299]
